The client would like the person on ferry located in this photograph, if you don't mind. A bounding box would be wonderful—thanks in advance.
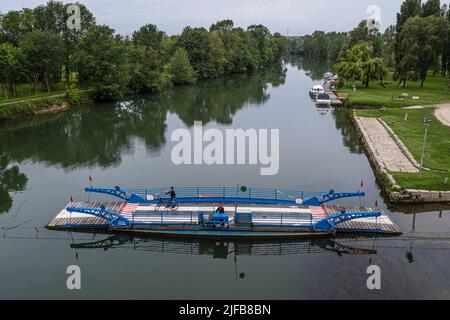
[215,204,225,213]
[165,186,176,205]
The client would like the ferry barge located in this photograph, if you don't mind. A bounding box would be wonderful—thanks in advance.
[46,186,401,238]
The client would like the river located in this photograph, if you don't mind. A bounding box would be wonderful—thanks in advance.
[0,60,449,299]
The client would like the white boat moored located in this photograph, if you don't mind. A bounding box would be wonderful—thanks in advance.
[315,92,331,106]
[309,85,325,97]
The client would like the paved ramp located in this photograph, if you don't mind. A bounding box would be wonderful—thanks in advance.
[357,117,419,173]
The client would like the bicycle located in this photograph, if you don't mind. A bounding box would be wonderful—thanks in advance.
[154,193,178,211]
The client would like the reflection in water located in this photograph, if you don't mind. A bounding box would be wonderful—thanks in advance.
[331,108,364,154]
[167,64,286,126]
[70,234,377,258]
[290,57,333,81]
[0,64,286,213]
[70,234,377,278]
[0,154,27,213]
[0,65,286,170]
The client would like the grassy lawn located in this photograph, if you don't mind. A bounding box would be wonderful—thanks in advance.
[339,73,450,108]
[356,107,450,191]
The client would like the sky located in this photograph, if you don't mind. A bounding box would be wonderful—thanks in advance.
[1,0,408,36]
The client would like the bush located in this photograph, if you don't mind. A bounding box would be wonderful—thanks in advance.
[65,86,82,104]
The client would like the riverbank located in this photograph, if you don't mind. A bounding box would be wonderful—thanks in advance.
[0,89,92,121]
[351,108,450,204]
[336,72,450,202]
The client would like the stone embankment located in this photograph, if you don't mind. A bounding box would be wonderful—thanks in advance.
[353,113,450,204]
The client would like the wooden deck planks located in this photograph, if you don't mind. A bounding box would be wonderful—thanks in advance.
[47,201,401,234]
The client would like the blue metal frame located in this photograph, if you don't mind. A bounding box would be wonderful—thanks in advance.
[66,204,380,234]
[302,190,365,206]
[84,186,146,203]
[314,210,381,231]
[84,186,365,206]
[66,206,131,227]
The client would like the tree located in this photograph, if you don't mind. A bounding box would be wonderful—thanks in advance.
[210,19,234,34]
[270,32,289,61]
[0,9,34,45]
[168,48,197,85]
[127,44,167,93]
[395,0,422,83]
[132,24,165,50]
[335,41,387,87]
[20,31,64,92]
[382,25,397,69]
[398,15,449,87]
[32,0,65,34]
[421,0,442,17]
[177,27,218,78]
[247,24,273,66]
[341,20,383,58]
[61,3,96,82]
[73,25,127,85]
[442,7,450,75]
[209,20,260,73]
[0,44,25,98]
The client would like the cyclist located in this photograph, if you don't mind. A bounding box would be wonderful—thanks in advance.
[165,186,176,207]
[215,204,225,213]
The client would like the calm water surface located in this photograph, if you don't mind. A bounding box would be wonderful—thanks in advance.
[1,61,450,299]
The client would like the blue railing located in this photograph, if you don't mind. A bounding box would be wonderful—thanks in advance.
[131,210,315,229]
[84,186,365,206]
[124,186,321,202]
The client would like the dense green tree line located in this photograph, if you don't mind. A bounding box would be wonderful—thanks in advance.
[289,31,348,64]
[0,1,289,100]
[290,0,450,87]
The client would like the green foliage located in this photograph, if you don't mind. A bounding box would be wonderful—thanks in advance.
[289,31,348,65]
[177,21,286,79]
[73,25,127,86]
[0,2,287,108]
[0,43,24,99]
[127,44,167,93]
[291,0,450,83]
[176,27,223,78]
[335,41,387,87]
[397,15,449,87]
[168,48,197,85]
[20,31,64,92]
[421,0,442,17]
[132,24,164,49]
[65,86,82,104]
[341,20,383,58]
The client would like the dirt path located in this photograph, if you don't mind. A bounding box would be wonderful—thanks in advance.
[433,103,450,127]
[0,93,66,106]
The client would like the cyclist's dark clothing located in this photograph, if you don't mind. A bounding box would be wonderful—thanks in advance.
[165,189,176,202]
[216,206,225,213]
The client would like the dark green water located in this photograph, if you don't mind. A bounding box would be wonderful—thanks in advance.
[0,61,450,299]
